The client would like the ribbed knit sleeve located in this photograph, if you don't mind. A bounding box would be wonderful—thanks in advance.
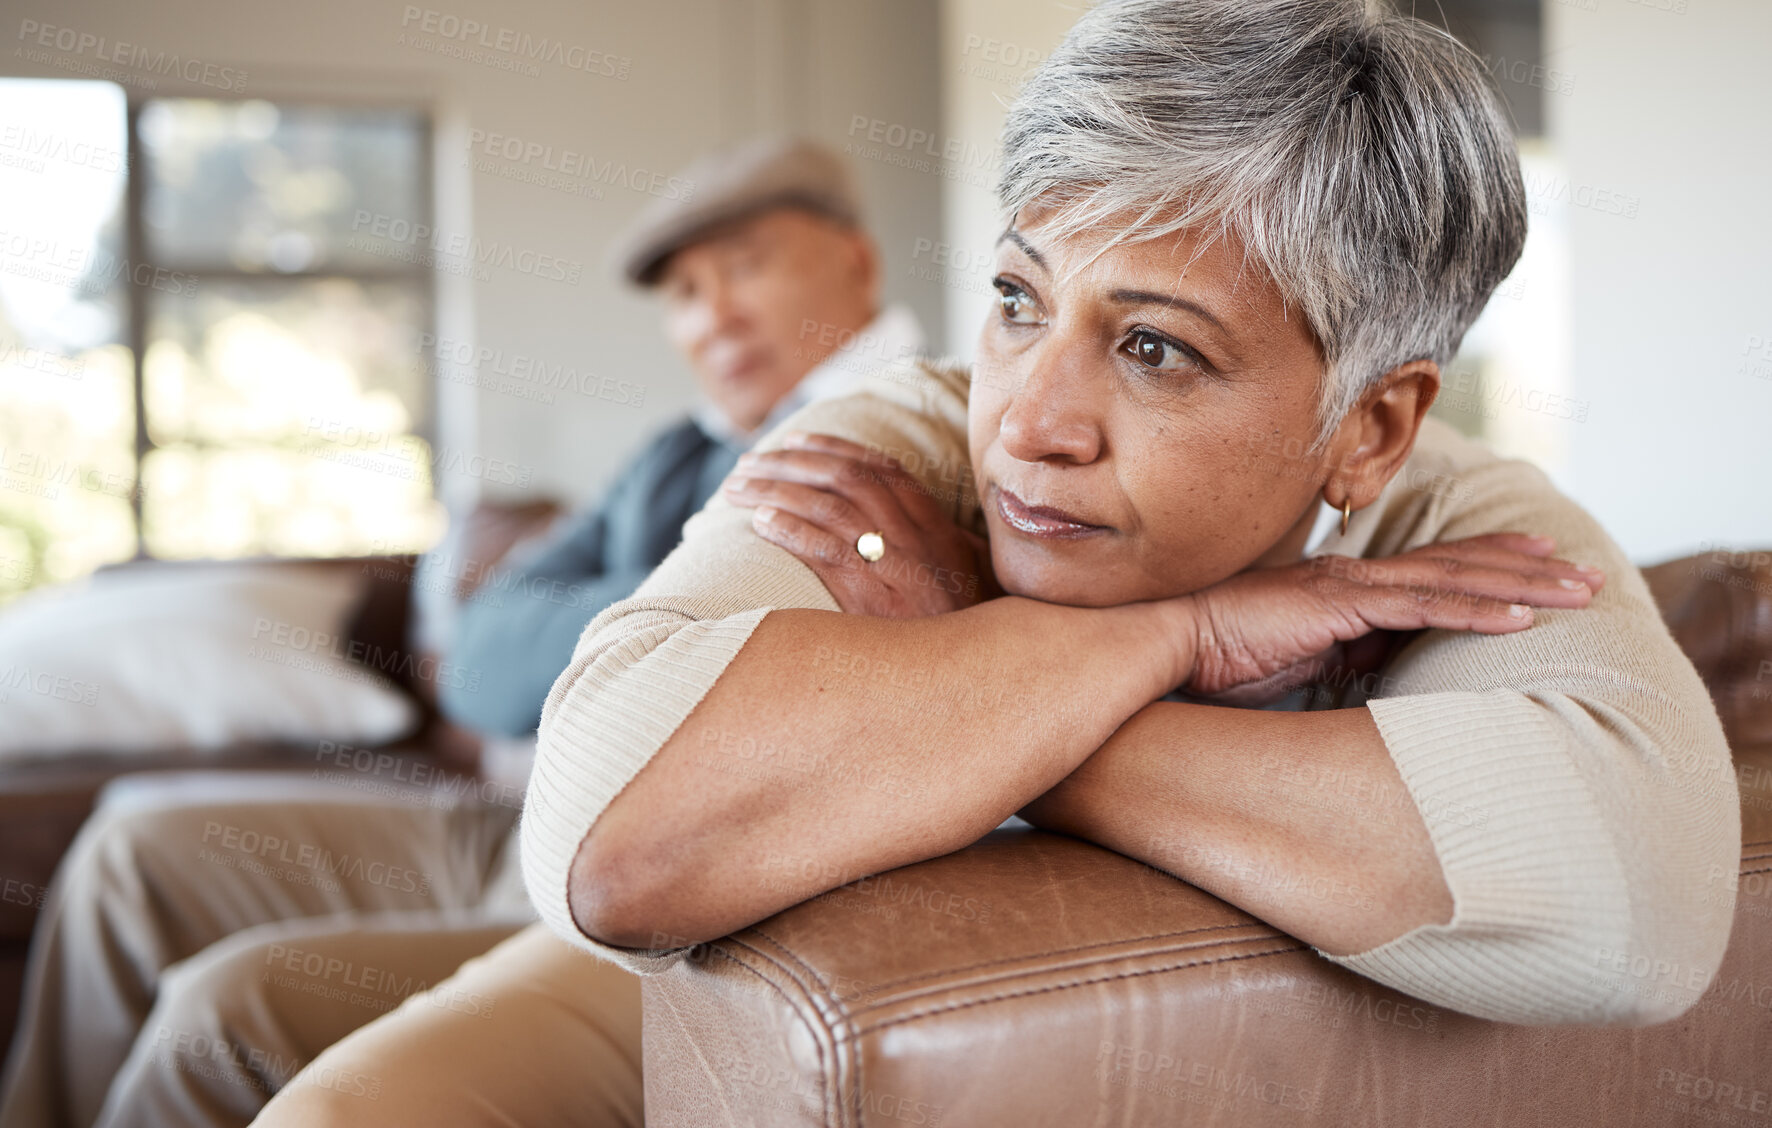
[520,358,979,972]
[1322,429,1739,1024]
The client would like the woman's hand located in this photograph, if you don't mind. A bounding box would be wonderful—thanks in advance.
[1176,533,1606,700]
[720,431,1002,618]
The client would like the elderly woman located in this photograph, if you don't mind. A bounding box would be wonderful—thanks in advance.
[521,0,1737,1027]
[252,0,1735,1123]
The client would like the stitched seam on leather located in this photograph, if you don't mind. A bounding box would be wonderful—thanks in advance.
[853,943,1305,1036]
[852,1020,868,1128]
[728,933,855,1031]
[732,930,862,1047]
[744,929,849,1005]
[706,944,842,1127]
[1741,864,1772,876]
[729,930,870,1128]
[849,928,1283,1017]
[751,918,1274,999]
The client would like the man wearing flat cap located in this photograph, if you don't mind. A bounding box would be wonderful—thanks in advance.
[438,134,926,736]
[0,137,921,1128]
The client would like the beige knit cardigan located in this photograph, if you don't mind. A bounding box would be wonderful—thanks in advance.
[520,356,1738,1025]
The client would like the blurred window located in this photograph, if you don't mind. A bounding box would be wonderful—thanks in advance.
[0,81,438,604]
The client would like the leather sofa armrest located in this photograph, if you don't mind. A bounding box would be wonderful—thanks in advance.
[644,827,1382,1127]
[642,825,1772,1127]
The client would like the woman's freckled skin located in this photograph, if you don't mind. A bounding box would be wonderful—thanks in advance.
[968,203,1342,608]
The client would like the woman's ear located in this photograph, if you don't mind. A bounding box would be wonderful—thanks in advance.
[1324,360,1441,510]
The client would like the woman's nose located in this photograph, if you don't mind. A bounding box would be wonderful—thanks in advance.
[993,347,1105,466]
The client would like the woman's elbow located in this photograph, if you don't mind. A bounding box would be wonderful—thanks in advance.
[567,829,673,950]
[1526,729,1739,1026]
[1531,850,1737,1026]
[1584,934,1732,1027]
[1593,762,1742,1025]
[565,825,730,951]
[1588,880,1737,1026]
[1415,907,1734,1027]
[1367,848,1737,1026]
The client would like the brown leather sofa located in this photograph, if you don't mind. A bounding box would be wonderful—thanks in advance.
[641,547,1772,1127]
[0,500,561,1065]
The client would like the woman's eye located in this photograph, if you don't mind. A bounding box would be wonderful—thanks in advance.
[994,280,1040,324]
[1127,330,1191,371]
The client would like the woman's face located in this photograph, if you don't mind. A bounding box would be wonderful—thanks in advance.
[969,206,1337,607]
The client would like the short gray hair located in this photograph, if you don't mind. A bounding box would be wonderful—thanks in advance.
[997,0,1528,445]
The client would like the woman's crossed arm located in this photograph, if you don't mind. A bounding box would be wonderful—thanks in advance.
[571,434,1596,964]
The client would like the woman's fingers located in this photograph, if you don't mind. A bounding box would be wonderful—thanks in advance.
[722,436,995,619]
[725,475,893,541]
[1412,535,1605,591]
[1191,646,1340,706]
[746,504,860,569]
[1319,556,1597,610]
[1305,537,1605,616]
[734,437,950,529]
[1333,577,1540,636]
[1185,532,1603,697]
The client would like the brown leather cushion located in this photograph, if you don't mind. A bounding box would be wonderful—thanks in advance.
[646,819,1772,1127]
[1643,547,1772,751]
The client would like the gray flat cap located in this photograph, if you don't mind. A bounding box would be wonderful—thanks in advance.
[611,136,864,287]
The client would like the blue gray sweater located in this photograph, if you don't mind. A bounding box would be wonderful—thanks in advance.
[439,417,743,735]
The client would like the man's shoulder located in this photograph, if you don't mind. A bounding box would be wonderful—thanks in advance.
[558,414,717,524]
[614,413,719,475]
[648,412,716,451]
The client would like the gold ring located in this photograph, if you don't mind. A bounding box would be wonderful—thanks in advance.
[855,531,886,562]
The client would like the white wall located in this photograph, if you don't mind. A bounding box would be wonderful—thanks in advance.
[2,0,943,513]
[936,0,1079,357]
[1548,0,1772,562]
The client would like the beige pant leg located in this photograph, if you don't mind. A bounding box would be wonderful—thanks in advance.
[252,922,643,1128]
[93,915,528,1128]
[0,779,519,1128]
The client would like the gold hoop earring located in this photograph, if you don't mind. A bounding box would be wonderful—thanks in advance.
[1340,497,1352,537]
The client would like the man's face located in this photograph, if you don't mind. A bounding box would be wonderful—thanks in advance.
[657,207,877,435]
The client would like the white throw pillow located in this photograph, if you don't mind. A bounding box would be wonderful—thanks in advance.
[0,560,419,762]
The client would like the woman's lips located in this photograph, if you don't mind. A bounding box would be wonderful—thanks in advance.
[993,485,1109,539]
